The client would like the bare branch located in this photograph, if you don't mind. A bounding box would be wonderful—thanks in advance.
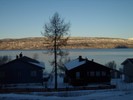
[41,12,70,89]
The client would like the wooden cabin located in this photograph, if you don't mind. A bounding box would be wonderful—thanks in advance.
[0,53,45,85]
[64,56,111,86]
[122,58,133,82]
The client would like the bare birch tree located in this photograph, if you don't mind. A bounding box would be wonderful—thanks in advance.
[41,12,70,90]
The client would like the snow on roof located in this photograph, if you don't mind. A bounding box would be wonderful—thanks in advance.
[65,59,86,70]
[29,61,45,69]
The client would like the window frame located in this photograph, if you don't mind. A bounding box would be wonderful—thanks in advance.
[76,72,80,79]
[30,71,37,77]
[96,71,100,77]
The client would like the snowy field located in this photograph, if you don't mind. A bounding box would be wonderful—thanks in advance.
[0,79,133,100]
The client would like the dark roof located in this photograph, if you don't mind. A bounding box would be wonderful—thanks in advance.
[65,56,111,70]
[65,58,86,70]
[128,58,133,64]
[121,58,133,65]
[18,56,40,63]
[0,56,45,69]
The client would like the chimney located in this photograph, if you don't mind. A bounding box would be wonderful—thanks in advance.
[92,59,94,62]
[79,56,82,61]
[16,55,19,59]
[19,52,23,58]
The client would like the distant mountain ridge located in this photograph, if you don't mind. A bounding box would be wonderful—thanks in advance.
[0,37,133,50]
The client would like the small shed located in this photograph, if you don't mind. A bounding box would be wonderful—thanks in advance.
[121,58,133,82]
[64,56,111,86]
[0,54,45,85]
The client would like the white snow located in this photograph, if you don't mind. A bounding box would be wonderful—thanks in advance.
[128,38,133,40]
[0,89,133,100]
[1,79,133,100]
[65,59,86,70]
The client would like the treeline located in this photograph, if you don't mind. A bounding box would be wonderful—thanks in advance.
[0,37,133,50]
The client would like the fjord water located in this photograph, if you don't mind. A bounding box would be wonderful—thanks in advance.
[0,49,133,72]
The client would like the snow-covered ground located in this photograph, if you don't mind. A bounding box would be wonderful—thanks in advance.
[0,79,133,100]
[0,90,133,100]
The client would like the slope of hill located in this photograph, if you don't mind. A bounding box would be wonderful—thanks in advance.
[0,37,133,50]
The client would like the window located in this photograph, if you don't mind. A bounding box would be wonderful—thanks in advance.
[31,71,37,77]
[102,71,106,76]
[96,71,100,77]
[90,71,95,77]
[76,72,80,79]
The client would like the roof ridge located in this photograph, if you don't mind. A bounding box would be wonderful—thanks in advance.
[18,56,39,63]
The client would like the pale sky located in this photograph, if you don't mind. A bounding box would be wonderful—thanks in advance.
[0,0,133,39]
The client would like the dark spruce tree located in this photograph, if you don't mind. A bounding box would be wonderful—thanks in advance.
[41,12,70,90]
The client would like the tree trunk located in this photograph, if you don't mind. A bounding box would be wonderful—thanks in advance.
[54,30,57,90]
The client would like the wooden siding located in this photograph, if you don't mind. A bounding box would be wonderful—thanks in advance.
[123,62,133,82]
[0,59,43,84]
[64,60,111,86]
